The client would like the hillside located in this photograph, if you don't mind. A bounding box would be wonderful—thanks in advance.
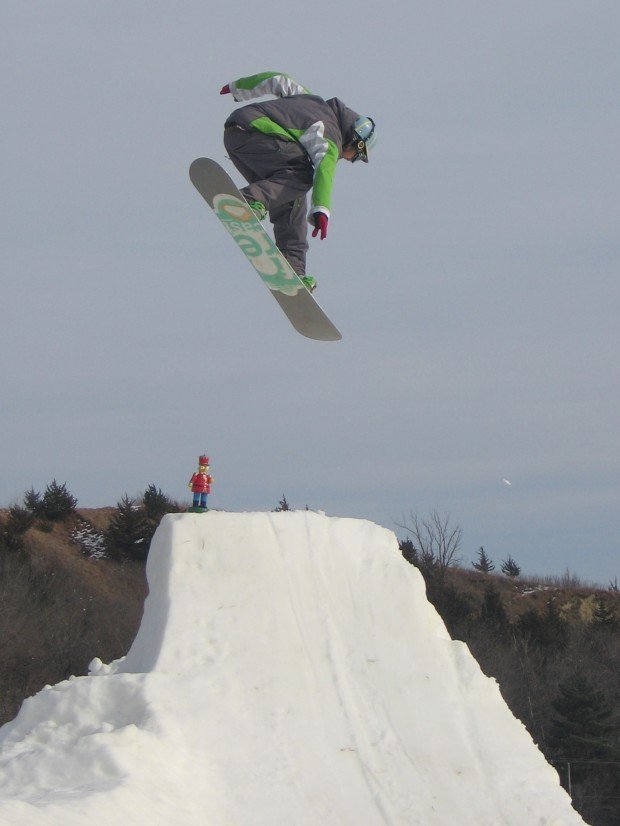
[443,564,618,624]
[0,508,147,725]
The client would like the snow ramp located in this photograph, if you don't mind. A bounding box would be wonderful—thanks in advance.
[0,511,584,825]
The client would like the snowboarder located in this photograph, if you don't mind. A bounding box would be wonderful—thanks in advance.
[188,455,213,511]
[220,72,376,292]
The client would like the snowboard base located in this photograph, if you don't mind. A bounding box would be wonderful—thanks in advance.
[189,158,342,342]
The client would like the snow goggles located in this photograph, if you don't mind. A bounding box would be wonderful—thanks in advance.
[351,139,369,163]
[351,117,375,163]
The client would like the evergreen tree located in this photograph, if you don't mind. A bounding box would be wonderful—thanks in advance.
[399,537,441,582]
[7,503,35,535]
[501,555,521,578]
[550,673,616,760]
[23,487,42,515]
[40,480,77,521]
[517,601,569,653]
[399,537,418,566]
[473,546,495,573]
[425,580,474,640]
[143,484,178,521]
[105,496,150,561]
[274,495,290,512]
[2,504,34,551]
[141,484,180,549]
[592,598,618,630]
[480,584,510,640]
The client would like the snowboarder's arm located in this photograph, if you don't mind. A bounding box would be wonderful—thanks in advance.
[297,124,339,219]
[223,72,310,102]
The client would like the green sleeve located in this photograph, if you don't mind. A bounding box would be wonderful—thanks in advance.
[310,142,339,214]
[230,72,310,100]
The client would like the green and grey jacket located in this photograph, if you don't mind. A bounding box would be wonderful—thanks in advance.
[224,72,360,219]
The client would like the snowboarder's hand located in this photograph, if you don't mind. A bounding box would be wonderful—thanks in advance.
[311,212,328,240]
[220,84,230,95]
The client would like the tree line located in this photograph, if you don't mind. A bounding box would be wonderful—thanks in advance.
[1,481,180,561]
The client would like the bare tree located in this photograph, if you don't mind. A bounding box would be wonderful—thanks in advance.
[397,509,463,586]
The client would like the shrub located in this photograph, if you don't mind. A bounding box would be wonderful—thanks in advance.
[7,504,35,535]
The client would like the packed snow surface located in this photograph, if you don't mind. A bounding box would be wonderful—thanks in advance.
[0,511,584,825]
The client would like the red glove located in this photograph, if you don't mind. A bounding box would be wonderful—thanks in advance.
[220,84,230,95]
[311,212,328,240]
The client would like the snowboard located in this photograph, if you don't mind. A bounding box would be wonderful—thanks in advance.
[189,158,342,342]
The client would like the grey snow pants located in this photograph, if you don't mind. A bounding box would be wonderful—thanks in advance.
[223,125,314,276]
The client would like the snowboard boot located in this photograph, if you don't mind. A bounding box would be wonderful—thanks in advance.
[301,275,317,293]
[246,199,267,221]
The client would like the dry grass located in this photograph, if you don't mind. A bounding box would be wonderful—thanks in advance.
[0,508,147,725]
[444,564,618,623]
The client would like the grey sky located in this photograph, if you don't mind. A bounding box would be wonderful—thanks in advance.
[3,1,619,584]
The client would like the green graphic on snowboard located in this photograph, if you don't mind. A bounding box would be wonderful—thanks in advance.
[189,157,341,341]
[213,194,302,296]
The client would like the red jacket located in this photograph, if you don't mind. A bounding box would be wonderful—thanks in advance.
[190,472,212,493]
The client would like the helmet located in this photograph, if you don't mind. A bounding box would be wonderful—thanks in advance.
[351,116,376,163]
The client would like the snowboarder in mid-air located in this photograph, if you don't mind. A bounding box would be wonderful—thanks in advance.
[219,72,376,292]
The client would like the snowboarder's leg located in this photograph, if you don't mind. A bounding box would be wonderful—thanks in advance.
[223,128,312,210]
[270,197,309,276]
[223,127,261,185]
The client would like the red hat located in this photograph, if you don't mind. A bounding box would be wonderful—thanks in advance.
[199,455,209,465]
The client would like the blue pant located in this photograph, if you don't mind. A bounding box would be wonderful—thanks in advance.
[193,492,208,508]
